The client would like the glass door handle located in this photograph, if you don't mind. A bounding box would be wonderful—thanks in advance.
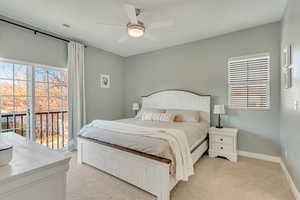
[26,108,31,140]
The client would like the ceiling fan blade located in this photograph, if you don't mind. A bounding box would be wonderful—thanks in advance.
[148,20,173,30]
[124,4,138,24]
[144,34,158,42]
[96,22,123,28]
[118,35,130,43]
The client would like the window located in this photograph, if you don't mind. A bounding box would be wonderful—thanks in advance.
[0,59,69,150]
[34,67,68,149]
[228,53,270,109]
[0,62,32,135]
[35,68,68,112]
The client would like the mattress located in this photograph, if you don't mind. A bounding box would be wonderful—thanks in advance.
[80,118,208,167]
[117,118,209,150]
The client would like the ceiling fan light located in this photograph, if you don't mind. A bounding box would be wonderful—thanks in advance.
[127,24,145,38]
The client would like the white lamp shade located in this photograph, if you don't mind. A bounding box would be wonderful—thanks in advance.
[132,102,140,111]
[214,105,225,114]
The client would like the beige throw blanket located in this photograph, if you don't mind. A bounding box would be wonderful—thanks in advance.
[80,120,194,181]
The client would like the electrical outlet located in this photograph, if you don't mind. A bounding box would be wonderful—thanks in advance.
[295,100,298,111]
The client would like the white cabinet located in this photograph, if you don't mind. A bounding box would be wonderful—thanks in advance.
[209,127,238,162]
[0,133,71,200]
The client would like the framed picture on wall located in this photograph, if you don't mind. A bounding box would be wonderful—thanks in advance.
[284,67,292,89]
[282,44,293,89]
[282,45,292,68]
[100,74,110,88]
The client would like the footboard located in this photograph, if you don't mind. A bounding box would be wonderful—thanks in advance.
[78,137,171,200]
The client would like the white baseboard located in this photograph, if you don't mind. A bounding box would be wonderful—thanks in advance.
[280,160,300,200]
[238,151,281,163]
[237,151,299,200]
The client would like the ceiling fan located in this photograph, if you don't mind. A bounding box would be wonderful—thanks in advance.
[97,4,173,43]
[124,4,145,38]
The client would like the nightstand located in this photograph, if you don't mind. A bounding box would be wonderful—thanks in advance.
[209,127,239,162]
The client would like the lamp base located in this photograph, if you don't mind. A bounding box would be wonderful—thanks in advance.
[216,114,223,129]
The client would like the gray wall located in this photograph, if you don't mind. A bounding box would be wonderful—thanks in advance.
[0,21,67,68]
[0,21,125,121]
[85,46,124,122]
[124,22,281,156]
[280,0,300,190]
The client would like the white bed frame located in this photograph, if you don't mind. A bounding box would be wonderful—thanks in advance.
[78,90,211,200]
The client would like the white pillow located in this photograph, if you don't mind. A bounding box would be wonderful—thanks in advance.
[165,109,200,122]
[135,108,165,119]
[141,112,175,122]
[159,113,175,122]
[140,112,153,121]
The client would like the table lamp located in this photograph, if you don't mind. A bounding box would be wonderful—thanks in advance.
[214,105,225,128]
[132,102,140,115]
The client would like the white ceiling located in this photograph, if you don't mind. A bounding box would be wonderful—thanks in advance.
[0,0,287,57]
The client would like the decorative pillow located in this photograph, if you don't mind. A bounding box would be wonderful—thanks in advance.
[140,112,154,121]
[165,109,200,122]
[135,108,165,119]
[158,113,175,122]
[140,112,175,122]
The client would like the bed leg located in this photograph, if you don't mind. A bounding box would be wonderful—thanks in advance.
[77,141,83,164]
[157,165,170,200]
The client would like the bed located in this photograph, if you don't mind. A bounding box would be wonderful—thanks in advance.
[77,90,211,200]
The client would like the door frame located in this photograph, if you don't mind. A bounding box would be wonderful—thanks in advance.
[0,57,70,150]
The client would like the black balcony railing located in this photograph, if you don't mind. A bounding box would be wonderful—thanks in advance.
[0,111,68,150]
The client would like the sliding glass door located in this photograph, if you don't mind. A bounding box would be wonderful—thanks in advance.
[0,61,32,138]
[34,68,68,149]
[0,59,69,150]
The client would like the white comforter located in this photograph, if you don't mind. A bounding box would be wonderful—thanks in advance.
[80,120,194,181]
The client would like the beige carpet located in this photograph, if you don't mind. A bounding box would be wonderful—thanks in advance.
[66,152,294,200]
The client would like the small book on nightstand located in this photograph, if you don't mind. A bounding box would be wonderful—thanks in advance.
[208,127,239,162]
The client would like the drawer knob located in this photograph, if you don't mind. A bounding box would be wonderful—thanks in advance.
[220,147,223,150]
[220,138,223,141]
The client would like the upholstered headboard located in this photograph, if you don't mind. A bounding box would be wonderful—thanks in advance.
[141,90,211,124]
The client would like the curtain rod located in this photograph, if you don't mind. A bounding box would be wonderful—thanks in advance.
[0,18,87,48]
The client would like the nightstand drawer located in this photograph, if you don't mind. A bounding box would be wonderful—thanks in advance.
[211,135,233,145]
[211,143,234,153]
[209,127,238,162]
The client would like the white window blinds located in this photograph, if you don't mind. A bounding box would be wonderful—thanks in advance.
[228,53,270,109]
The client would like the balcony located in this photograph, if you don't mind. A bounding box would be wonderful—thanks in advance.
[1,111,68,150]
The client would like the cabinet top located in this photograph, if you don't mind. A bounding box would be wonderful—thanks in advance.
[209,127,238,136]
[0,133,71,184]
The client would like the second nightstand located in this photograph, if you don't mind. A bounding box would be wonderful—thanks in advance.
[209,127,239,162]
